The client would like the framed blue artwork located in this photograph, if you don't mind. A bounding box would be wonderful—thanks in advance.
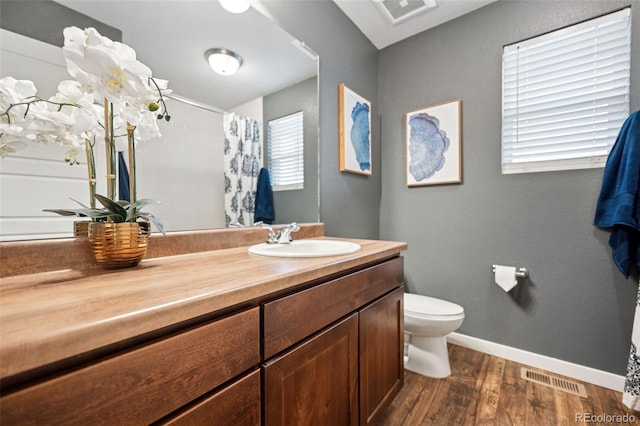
[339,84,372,176]
[406,99,462,187]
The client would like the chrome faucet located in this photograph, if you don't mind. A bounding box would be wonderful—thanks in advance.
[272,222,300,244]
[260,223,279,244]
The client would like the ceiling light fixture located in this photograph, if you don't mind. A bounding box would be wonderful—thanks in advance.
[219,0,250,14]
[205,48,243,76]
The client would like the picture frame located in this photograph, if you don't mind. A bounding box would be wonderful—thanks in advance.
[405,99,462,187]
[339,83,372,176]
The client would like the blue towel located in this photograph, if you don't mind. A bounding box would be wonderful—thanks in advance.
[594,110,640,278]
[254,168,275,224]
[118,151,130,202]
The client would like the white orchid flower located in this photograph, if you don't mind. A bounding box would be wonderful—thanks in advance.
[0,122,30,156]
[0,140,28,158]
[0,76,98,158]
[0,77,38,103]
[63,26,153,105]
[134,115,162,141]
[49,80,98,134]
[2,23,170,201]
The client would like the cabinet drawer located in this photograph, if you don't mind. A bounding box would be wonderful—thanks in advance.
[1,307,260,425]
[162,369,261,426]
[263,256,403,359]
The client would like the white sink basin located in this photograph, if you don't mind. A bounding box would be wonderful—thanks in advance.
[248,239,361,258]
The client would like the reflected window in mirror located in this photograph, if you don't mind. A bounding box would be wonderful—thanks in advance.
[267,111,304,191]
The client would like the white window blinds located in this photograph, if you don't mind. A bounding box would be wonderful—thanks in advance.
[267,111,304,191]
[501,8,631,174]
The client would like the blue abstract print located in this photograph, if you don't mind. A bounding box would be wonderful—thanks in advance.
[350,101,371,172]
[408,112,450,182]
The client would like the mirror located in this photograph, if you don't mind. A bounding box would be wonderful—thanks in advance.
[0,0,319,241]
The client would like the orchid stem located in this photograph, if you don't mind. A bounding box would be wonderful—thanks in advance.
[84,139,96,210]
[0,97,81,124]
[126,122,137,207]
[103,99,116,201]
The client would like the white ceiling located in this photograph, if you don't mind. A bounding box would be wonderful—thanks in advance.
[333,0,497,49]
[54,1,318,111]
[50,0,496,111]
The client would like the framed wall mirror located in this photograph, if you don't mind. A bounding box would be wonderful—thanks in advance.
[0,0,319,241]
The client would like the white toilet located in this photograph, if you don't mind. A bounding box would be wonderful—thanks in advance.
[404,293,465,378]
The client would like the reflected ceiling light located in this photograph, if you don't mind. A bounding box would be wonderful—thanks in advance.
[219,0,250,14]
[205,48,243,76]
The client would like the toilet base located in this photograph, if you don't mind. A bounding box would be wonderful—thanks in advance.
[404,334,451,378]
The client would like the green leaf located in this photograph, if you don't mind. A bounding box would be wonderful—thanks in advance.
[46,194,166,235]
[42,208,77,217]
[137,212,166,236]
[43,208,117,219]
[70,198,91,209]
[125,198,161,222]
[132,198,161,210]
[95,194,127,221]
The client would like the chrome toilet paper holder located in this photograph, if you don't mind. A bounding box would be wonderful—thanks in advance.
[491,265,529,279]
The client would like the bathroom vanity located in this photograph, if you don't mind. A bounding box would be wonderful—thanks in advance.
[0,227,406,425]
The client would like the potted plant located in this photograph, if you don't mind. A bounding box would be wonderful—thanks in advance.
[46,194,165,268]
[1,26,171,269]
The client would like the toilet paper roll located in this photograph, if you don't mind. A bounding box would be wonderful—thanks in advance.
[494,264,518,292]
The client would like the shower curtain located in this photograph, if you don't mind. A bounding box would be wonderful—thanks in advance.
[624,281,640,410]
[223,112,261,227]
[593,110,640,410]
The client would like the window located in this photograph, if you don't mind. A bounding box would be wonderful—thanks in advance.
[267,111,304,191]
[501,8,631,174]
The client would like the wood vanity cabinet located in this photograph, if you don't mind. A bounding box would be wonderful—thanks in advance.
[0,307,261,425]
[1,254,403,425]
[262,256,404,425]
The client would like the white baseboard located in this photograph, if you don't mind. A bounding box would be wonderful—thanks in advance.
[447,332,625,392]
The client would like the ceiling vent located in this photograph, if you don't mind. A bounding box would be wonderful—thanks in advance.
[372,0,437,26]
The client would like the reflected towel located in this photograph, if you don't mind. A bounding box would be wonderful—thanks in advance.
[254,168,275,224]
[594,110,640,278]
[118,151,130,202]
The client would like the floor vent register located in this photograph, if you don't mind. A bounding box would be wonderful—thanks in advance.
[521,367,588,398]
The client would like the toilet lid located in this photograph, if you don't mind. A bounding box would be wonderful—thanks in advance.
[404,293,464,316]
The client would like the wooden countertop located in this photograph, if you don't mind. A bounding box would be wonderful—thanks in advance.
[0,237,406,381]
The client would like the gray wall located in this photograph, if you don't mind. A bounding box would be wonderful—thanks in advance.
[0,0,121,45]
[265,1,381,239]
[263,76,319,225]
[379,0,639,375]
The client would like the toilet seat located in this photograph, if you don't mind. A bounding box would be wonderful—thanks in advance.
[404,293,464,317]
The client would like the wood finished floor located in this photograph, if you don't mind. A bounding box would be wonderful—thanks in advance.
[377,344,639,426]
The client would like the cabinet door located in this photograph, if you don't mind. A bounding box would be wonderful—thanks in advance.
[263,314,359,426]
[359,287,404,425]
